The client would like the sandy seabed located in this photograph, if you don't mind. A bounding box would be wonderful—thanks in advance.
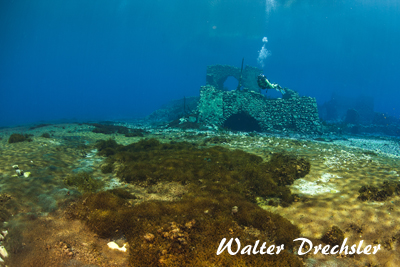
[0,122,399,267]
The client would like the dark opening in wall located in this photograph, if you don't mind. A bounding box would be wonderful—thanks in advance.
[223,111,262,132]
[223,76,238,91]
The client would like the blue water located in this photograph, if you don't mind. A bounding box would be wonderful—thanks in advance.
[1,0,399,127]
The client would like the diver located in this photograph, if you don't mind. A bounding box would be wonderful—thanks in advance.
[257,74,286,95]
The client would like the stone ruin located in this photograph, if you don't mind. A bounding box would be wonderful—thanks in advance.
[206,64,262,92]
[197,64,322,133]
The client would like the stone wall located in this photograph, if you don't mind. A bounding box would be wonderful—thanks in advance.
[197,85,322,133]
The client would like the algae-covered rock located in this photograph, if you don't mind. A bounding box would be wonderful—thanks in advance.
[266,153,311,186]
[40,132,51,138]
[321,226,344,246]
[100,163,114,174]
[8,133,33,143]
[358,181,400,202]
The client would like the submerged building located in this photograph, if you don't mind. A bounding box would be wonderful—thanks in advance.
[197,64,322,133]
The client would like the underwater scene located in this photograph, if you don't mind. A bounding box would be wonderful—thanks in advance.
[1,0,400,266]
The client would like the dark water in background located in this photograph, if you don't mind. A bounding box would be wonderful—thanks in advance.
[0,0,399,127]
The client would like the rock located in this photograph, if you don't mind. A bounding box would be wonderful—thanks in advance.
[107,241,127,252]
[0,245,8,259]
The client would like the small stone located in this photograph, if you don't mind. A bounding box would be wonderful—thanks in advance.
[231,206,239,215]
[185,220,196,229]
[107,241,127,252]
[0,246,8,258]
[144,233,155,242]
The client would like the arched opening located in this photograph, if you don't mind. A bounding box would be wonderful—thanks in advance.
[223,76,239,91]
[223,111,262,132]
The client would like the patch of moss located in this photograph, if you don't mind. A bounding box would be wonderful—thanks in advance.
[95,138,310,206]
[67,190,303,266]
[8,133,33,143]
[321,226,344,246]
[347,223,363,234]
[64,172,104,193]
[40,132,51,138]
[95,138,120,156]
[0,193,12,223]
[100,163,114,174]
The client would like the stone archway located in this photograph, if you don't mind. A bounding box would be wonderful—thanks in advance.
[223,111,262,132]
[197,84,322,134]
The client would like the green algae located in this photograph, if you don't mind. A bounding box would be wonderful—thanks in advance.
[64,172,104,193]
[95,138,310,205]
[63,137,316,266]
[67,190,303,267]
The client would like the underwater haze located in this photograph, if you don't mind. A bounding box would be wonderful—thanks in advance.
[0,0,399,126]
[3,1,400,266]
